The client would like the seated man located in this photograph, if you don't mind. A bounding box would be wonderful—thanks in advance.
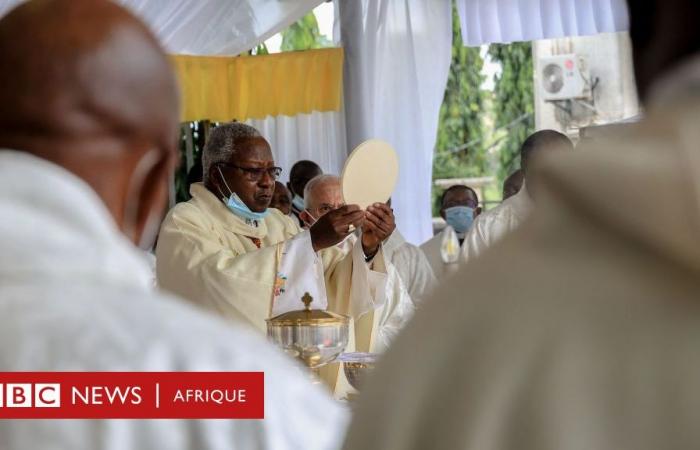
[462,130,573,262]
[270,181,292,216]
[157,123,391,333]
[502,168,524,200]
[288,159,322,226]
[301,175,421,351]
[421,185,481,279]
[0,1,346,449]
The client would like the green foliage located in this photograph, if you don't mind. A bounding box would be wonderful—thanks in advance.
[431,0,487,215]
[176,121,212,203]
[431,3,535,216]
[250,42,269,56]
[488,42,535,182]
[281,12,332,51]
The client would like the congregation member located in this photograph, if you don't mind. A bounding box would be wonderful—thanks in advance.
[462,130,573,262]
[344,0,700,448]
[420,185,480,279]
[270,181,292,216]
[502,168,524,200]
[288,159,322,225]
[157,123,393,338]
[0,1,347,449]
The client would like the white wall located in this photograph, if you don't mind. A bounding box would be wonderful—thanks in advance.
[533,32,640,136]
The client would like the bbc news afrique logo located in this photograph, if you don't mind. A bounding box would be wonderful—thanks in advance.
[0,372,264,419]
[0,383,61,408]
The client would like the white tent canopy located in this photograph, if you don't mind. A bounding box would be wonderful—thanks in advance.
[0,0,325,55]
[456,0,629,46]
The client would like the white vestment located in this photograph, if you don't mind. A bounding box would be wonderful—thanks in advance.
[330,232,419,353]
[157,183,381,332]
[0,150,347,450]
[461,187,532,262]
[420,229,463,280]
[344,59,700,450]
[383,230,436,307]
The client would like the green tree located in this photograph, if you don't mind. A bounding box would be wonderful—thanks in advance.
[432,0,487,214]
[281,12,332,51]
[488,42,535,182]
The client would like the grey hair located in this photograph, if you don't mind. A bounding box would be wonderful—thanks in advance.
[304,174,340,209]
[202,122,262,182]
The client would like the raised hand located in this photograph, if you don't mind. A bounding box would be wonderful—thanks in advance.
[361,203,396,256]
[309,205,365,252]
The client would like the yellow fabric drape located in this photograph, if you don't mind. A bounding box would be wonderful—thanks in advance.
[170,48,344,122]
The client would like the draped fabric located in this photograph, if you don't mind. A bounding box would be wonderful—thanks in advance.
[246,110,347,183]
[0,0,325,56]
[171,48,344,122]
[339,0,453,245]
[171,49,347,182]
[456,0,629,46]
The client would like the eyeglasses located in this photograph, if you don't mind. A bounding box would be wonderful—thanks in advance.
[220,164,282,181]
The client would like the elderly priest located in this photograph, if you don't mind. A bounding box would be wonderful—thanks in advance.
[157,123,392,334]
[300,174,416,353]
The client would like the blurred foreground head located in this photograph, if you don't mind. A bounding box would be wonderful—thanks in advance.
[520,130,573,179]
[0,0,179,248]
[628,0,700,101]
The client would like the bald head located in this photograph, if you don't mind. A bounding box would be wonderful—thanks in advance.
[520,130,573,177]
[0,0,180,247]
[627,0,700,101]
[0,0,178,147]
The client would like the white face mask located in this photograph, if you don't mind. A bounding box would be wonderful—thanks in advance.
[292,194,305,211]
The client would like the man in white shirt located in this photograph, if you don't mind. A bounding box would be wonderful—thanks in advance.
[462,130,573,262]
[421,185,480,279]
[0,1,346,449]
[383,230,437,308]
[343,1,700,449]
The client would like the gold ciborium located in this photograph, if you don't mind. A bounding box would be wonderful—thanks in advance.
[266,293,350,376]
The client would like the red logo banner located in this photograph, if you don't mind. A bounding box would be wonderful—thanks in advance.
[0,372,264,419]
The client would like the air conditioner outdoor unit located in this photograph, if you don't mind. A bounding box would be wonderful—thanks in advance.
[539,54,589,101]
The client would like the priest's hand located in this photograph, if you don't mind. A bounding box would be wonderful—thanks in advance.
[310,205,365,252]
[361,203,396,258]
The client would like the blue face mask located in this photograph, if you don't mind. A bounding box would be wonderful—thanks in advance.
[218,167,269,222]
[444,206,474,233]
[292,194,305,212]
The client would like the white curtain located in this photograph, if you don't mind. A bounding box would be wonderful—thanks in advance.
[456,0,629,46]
[0,0,323,55]
[246,111,347,183]
[339,0,453,246]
